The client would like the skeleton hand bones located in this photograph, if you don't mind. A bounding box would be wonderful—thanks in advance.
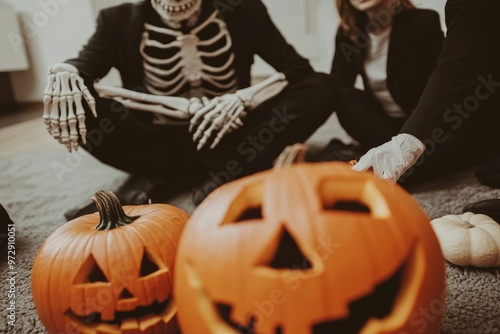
[92,85,244,136]
[190,94,247,150]
[44,68,287,152]
[43,63,97,152]
[190,72,289,150]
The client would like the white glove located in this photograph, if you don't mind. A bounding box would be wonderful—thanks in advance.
[42,63,97,152]
[352,133,426,182]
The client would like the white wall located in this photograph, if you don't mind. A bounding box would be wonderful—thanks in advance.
[313,0,339,73]
[413,0,447,29]
[0,4,29,72]
[7,0,95,103]
[255,0,339,75]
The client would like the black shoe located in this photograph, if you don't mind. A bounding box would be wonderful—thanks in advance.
[64,175,173,221]
[475,155,500,189]
[463,199,500,223]
[310,139,365,163]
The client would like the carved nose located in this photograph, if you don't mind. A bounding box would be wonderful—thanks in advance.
[117,288,139,312]
[267,227,313,270]
[119,288,134,299]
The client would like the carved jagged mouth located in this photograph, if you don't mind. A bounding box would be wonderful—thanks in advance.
[311,263,405,334]
[215,256,411,334]
[66,297,175,330]
[154,0,198,15]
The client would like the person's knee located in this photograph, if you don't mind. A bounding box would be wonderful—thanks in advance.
[300,72,332,95]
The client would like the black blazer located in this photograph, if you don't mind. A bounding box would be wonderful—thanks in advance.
[330,8,444,114]
[401,0,500,144]
[66,0,313,91]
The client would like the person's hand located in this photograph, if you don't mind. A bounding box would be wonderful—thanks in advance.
[189,94,247,150]
[352,134,425,182]
[42,63,97,152]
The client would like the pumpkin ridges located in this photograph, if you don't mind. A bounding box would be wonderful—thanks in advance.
[127,208,186,257]
[176,161,446,334]
[386,188,420,251]
[94,214,175,294]
[383,186,445,334]
[431,219,460,233]
[315,168,413,288]
[67,230,99,328]
[68,228,96,330]
[469,228,499,267]
[118,225,143,280]
[295,166,337,322]
[124,220,176,298]
[113,226,143,307]
[432,212,500,268]
[40,222,93,332]
[36,237,61,332]
[475,221,500,234]
[445,227,473,264]
[32,195,189,333]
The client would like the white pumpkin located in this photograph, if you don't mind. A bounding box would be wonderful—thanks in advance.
[431,212,500,268]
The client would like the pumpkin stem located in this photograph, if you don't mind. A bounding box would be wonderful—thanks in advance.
[92,190,140,231]
[460,220,475,229]
[274,144,308,169]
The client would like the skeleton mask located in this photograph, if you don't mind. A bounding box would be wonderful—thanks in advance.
[151,0,202,25]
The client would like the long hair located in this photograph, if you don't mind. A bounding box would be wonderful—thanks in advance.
[337,0,415,41]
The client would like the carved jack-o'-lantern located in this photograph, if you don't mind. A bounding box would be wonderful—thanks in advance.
[175,145,446,334]
[31,190,188,334]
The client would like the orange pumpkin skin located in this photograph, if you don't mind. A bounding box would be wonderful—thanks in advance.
[174,162,446,334]
[32,193,189,334]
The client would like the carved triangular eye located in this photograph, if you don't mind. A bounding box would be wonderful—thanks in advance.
[235,206,263,222]
[221,184,264,225]
[73,254,109,283]
[140,251,160,277]
[268,228,313,270]
[88,262,108,282]
[319,179,389,219]
[325,200,371,213]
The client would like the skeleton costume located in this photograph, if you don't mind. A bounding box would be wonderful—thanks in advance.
[56,0,333,201]
[141,10,237,99]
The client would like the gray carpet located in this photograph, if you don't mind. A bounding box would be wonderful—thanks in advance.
[1,145,499,333]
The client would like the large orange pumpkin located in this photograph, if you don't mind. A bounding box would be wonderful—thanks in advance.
[31,190,188,334]
[174,145,446,334]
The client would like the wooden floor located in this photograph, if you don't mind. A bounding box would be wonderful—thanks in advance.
[0,104,59,159]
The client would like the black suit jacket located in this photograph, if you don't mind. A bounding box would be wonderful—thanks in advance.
[401,0,500,145]
[330,8,444,114]
[66,0,313,91]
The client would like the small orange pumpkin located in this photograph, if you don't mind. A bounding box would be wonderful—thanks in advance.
[175,145,446,334]
[31,190,188,334]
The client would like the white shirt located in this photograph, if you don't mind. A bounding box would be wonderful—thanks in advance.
[365,27,406,118]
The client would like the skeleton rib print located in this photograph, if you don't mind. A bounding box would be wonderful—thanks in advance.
[140,10,238,100]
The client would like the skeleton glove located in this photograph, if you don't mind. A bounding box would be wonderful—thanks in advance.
[188,73,289,150]
[43,63,97,152]
[190,94,247,150]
